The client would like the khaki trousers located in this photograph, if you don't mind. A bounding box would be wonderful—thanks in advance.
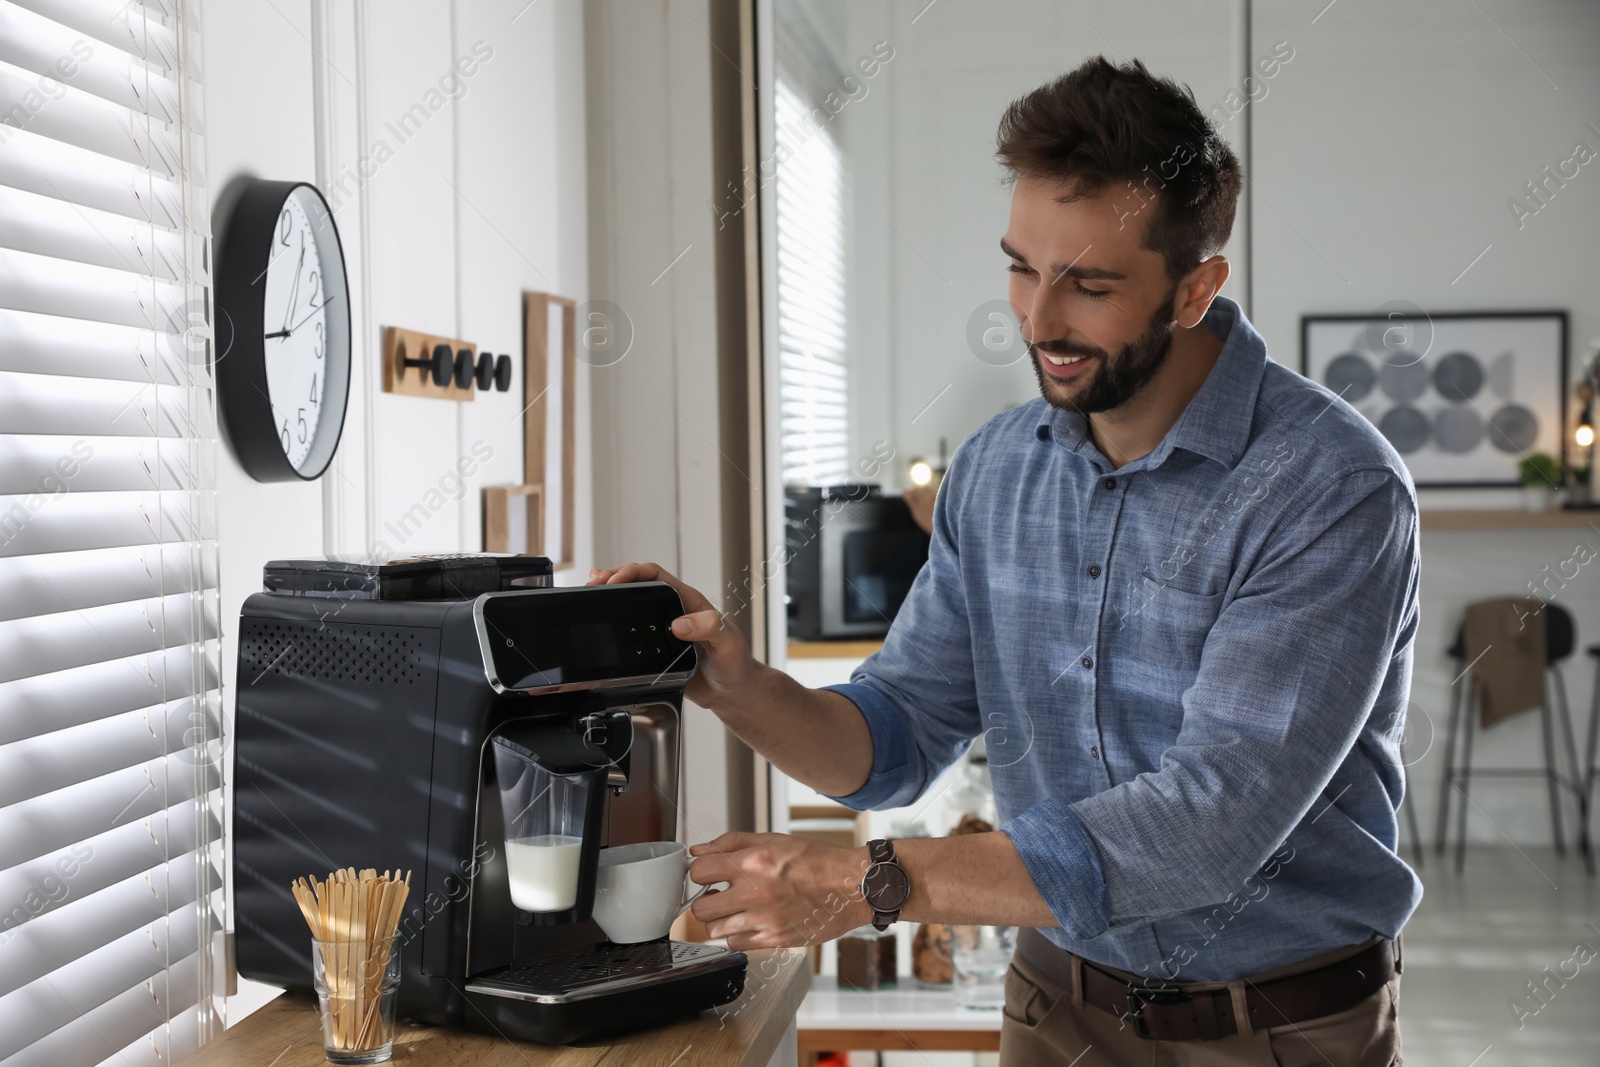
[999,935,1403,1066]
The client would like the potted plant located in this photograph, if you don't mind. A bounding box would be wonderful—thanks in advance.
[1518,452,1562,511]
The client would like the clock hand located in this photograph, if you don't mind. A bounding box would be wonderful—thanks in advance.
[282,241,305,332]
[284,286,342,337]
[263,282,338,341]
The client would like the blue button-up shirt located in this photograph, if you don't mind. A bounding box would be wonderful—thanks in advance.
[828,296,1422,983]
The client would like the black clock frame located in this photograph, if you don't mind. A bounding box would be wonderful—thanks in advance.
[216,180,352,483]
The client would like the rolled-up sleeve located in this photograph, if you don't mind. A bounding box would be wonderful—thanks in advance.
[1003,467,1419,938]
[824,435,985,811]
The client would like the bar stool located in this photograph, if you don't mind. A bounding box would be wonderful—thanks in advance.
[1581,645,1600,865]
[1434,602,1591,874]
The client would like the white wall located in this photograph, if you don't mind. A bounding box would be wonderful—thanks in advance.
[585,0,751,842]
[204,0,592,699]
[1251,0,1600,844]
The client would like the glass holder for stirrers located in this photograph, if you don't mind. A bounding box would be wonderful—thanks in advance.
[291,868,411,1064]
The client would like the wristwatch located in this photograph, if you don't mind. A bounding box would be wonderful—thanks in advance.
[860,839,910,931]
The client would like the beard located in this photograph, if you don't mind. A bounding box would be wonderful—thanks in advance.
[1029,287,1179,415]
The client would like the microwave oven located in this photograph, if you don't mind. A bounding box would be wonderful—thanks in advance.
[785,485,930,641]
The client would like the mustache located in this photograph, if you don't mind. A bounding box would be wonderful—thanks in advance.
[1028,338,1106,360]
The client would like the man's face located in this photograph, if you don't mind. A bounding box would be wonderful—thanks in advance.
[1002,175,1181,415]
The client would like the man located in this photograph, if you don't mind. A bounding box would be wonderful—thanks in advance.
[591,57,1419,1066]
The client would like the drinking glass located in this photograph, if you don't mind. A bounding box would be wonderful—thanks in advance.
[312,936,401,1064]
[951,925,1015,1010]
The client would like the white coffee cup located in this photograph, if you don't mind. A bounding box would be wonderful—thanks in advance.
[592,841,714,944]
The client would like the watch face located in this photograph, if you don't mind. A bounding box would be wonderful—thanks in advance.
[261,186,348,474]
[863,861,910,912]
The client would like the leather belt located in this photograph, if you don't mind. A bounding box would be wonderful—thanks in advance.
[1015,930,1395,1041]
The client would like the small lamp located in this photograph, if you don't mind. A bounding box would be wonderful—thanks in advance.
[906,437,949,490]
[903,439,950,536]
[1571,343,1600,506]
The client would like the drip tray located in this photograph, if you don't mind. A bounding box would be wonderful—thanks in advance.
[467,940,743,1005]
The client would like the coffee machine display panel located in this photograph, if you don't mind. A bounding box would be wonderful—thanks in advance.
[474,583,695,693]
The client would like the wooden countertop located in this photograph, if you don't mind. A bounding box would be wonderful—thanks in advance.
[177,949,809,1067]
[786,640,884,660]
[1418,508,1600,529]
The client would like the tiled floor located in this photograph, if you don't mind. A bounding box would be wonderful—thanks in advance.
[1399,845,1598,1067]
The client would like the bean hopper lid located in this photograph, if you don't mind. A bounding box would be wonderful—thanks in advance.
[263,554,553,600]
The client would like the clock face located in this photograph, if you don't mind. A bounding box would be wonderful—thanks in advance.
[262,189,342,472]
[216,180,351,483]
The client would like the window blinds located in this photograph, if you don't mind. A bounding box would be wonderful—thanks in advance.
[0,1,223,1065]
[773,67,850,487]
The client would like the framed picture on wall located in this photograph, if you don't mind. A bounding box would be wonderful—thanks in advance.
[1300,310,1568,488]
[522,291,577,570]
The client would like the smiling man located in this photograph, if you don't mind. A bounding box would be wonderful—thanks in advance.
[591,57,1420,1066]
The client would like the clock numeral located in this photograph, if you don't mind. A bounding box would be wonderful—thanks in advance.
[310,373,320,405]
[297,408,308,444]
[278,211,292,246]
[280,421,290,454]
[314,321,324,359]
[307,269,323,311]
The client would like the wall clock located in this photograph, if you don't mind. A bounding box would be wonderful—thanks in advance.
[216,180,352,482]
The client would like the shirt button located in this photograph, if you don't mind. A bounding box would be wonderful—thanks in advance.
[1087,564,1101,578]
[1081,655,1094,670]
[1103,477,1116,490]
[1090,746,1099,759]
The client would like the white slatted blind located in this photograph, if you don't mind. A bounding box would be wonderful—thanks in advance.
[773,69,850,486]
[0,1,223,1064]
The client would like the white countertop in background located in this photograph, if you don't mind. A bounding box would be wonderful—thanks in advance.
[796,975,1003,1031]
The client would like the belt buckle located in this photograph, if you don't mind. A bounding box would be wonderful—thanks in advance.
[1126,981,1190,1040]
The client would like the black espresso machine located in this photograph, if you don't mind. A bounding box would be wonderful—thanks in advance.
[232,555,747,1044]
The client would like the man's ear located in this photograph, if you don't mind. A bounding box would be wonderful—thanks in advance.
[1174,256,1230,328]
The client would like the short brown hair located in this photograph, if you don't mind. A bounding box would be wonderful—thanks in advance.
[996,57,1241,280]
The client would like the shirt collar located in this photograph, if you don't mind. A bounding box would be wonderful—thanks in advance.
[1039,295,1267,472]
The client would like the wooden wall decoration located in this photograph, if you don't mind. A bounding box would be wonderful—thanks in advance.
[521,292,577,571]
[482,485,545,555]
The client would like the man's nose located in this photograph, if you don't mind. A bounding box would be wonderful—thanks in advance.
[1025,284,1070,346]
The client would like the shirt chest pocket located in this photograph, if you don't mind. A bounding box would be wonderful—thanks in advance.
[1112,570,1225,674]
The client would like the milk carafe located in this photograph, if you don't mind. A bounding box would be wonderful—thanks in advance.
[491,730,611,917]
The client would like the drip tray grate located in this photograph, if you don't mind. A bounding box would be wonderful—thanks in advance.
[474,941,732,996]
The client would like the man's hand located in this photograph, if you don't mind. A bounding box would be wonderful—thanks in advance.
[687,832,873,951]
[587,561,877,797]
[587,562,759,712]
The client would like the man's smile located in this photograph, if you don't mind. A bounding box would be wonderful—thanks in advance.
[1036,349,1097,379]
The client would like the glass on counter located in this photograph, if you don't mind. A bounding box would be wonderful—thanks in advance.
[952,925,1015,1010]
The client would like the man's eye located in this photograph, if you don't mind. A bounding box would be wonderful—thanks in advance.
[1076,284,1110,298]
[1007,263,1033,276]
